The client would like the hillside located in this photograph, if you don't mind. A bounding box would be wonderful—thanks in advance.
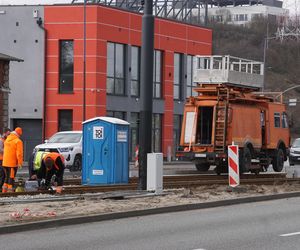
[210,18,300,139]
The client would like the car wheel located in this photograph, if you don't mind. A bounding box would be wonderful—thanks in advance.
[72,154,82,172]
[273,149,284,172]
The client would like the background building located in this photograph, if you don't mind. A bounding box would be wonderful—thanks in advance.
[198,0,288,25]
[0,3,212,161]
[0,6,44,161]
[0,52,23,134]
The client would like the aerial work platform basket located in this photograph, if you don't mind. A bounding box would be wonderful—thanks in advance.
[193,55,264,90]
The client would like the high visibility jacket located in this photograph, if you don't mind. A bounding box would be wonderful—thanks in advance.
[42,152,64,170]
[0,137,4,161]
[2,132,23,167]
[33,151,46,171]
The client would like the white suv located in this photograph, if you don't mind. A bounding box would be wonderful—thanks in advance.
[33,131,82,171]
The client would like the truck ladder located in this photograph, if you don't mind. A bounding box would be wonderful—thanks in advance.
[214,87,229,153]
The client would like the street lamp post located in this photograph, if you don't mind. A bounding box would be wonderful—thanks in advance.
[276,85,300,103]
[83,0,87,122]
[138,0,154,190]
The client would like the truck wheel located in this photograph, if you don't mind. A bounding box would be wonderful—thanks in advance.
[240,147,251,173]
[72,154,82,172]
[273,149,284,172]
[195,163,210,172]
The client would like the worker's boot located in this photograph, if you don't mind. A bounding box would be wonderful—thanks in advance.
[7,184,14,193]
[2,184,7,193]
[2,186,7,193]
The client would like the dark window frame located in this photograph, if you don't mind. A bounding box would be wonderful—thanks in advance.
[186,55,197,98]
[130,112,140,161]
[274,112,281,128]
[282,112,288,128]
[131,46,141,97]
[106,42,126,96]
[153,50,162,99]
[152,113,162,152]
[58,109,73,131]
[106,110,126,120]
[174,53,183,100]
[59,40,74,94]
[173,114,182,157]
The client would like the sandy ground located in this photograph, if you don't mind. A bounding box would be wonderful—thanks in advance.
[1,183,300,226]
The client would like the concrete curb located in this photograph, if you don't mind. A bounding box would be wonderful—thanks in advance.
[1,191,300,235]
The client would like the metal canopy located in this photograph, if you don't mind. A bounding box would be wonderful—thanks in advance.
[71,0,207,25]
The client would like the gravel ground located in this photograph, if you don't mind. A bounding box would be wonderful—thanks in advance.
[1,183,300,226]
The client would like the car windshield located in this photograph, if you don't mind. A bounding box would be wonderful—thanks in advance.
[48,133,82,143]
[292,139,300,147]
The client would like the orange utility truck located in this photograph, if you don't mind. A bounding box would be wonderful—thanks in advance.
[176,56,290,173]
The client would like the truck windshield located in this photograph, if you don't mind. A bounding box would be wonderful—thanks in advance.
[48,133,82,143]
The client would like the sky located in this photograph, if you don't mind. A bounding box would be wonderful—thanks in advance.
[0,0,298,15]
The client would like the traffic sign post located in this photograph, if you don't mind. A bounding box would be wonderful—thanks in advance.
[228,143,240,187]
[289,98,297,107]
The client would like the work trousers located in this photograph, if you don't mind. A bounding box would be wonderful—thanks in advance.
[0,160,4,190]
[3,167,18,192]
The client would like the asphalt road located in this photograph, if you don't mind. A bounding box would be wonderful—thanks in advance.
[2,197,300,250]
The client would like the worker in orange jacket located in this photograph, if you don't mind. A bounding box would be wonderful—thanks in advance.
[0,128,11,191]
[30,152,65,193]
[2,127,23,193]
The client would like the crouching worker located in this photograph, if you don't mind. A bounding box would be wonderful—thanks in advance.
[30,152,65,194]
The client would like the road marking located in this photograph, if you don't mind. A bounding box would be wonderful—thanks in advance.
[280,231,300,237]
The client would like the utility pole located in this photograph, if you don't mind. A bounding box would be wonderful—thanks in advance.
[138,0,154,190]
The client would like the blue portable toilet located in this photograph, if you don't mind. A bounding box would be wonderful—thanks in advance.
[82,117,130,185]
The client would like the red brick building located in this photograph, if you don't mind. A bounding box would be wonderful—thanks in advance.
[44,4,212,159]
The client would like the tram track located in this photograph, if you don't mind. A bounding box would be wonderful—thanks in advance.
[0,173,298,198]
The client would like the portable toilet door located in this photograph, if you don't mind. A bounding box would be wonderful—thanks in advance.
[82,118,113,185]
[114,124,129,184]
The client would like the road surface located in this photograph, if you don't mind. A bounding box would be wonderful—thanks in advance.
[2,197,300,250]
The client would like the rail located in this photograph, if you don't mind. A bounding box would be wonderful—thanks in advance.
[0,173,294,198]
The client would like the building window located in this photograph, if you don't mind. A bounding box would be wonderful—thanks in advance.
[153,50,162,98]
[58,110,73,131]
[107,42,125,95]
[282,112,288,128]
[186,55,197,97]
[174,53,183,100]
[152,114,162,152]
[131,46,140,97]
[130,112,139,161]
[106,110,126,120]
[59,40,74,93]
[173,115,182,158]
[274,112,281,128]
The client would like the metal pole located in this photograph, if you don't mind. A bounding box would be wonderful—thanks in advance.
[83,0,87,122]
[263,37,267,91]
[205,1,208,26]
[138,0,154,190]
